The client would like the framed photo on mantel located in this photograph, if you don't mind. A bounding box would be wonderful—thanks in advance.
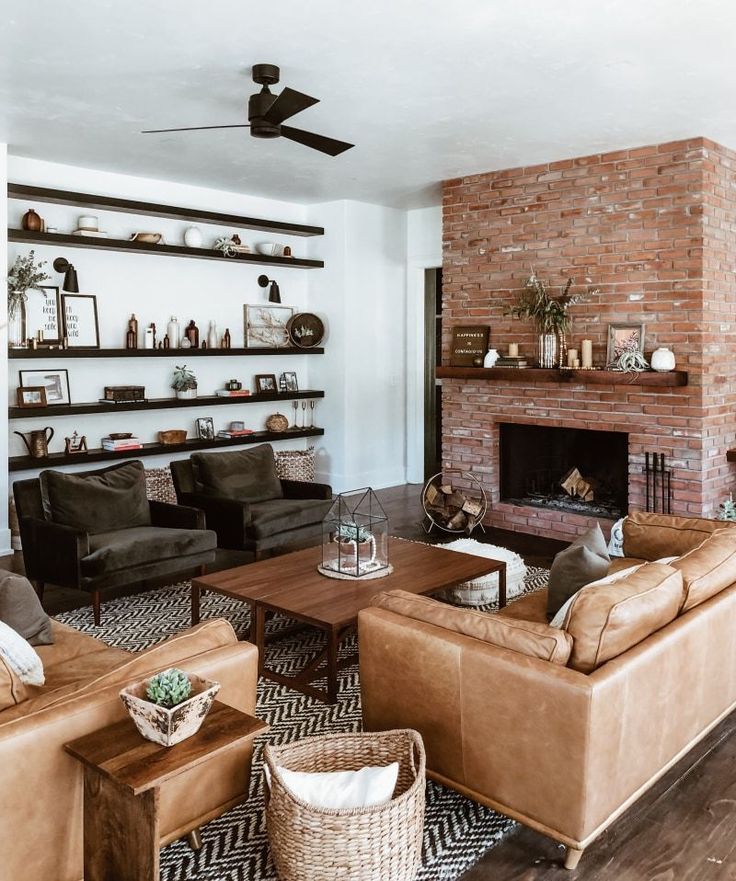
[450,325,490,366]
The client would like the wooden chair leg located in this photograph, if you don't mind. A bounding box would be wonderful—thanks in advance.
[92,591,101,626]
[186,828,203,851]
[34,581,45,602]
[564,847,583,870]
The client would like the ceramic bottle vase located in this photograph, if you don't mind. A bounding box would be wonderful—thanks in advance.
[207,321,218,349]
[650,347,676,372]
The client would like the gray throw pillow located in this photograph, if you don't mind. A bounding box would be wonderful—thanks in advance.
[0,570,53,646]
[40,461,151,535]
[546,523,610,619]
[193,444,284,502]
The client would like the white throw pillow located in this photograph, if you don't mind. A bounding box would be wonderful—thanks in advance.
[0,620,44,685]
[267,762,399,810]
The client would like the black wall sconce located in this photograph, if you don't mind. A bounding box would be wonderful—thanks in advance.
[53,257,79,292]
[258,274,281,304]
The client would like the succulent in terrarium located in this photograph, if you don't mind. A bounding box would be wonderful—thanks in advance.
[336,521,373,543]
[171,365,197,391]
[146,668,193,708]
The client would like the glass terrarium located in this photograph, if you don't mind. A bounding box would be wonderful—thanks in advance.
[320,488,389,579]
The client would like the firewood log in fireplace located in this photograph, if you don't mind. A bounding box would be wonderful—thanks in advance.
[560,467,596,503]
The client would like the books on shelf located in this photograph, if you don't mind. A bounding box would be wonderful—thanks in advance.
[101,436,143,451]
[215,390,252,397]
[495,357,529,368]
[217,429,255,439]
[98,398,148,405]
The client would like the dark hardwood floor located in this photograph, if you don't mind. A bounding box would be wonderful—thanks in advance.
[4,483,735,879]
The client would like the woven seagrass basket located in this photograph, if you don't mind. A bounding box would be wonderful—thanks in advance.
[264,729,426,881]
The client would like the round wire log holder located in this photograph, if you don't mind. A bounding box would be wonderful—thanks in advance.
[421,469,488,535]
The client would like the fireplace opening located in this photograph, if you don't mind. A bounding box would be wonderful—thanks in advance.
[499,423,628,520]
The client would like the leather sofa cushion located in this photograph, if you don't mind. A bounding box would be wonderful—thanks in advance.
[248,498,332,539]
[40,461,151,534]
[671,528,736,612]
[623,512,736,561]
[80,526,217,576]
[0,655,27,711]
[0,570,53,646]
[607,556,647,575]
[193,444,283,502]
[564,562,682,673]
[497,588,549,624]
[372,590,573,665]
[33,622,129,691]
[547,524,610,619]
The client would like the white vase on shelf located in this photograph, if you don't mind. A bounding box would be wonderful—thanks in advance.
[650,347,676,372]
[483,348,499,368]
[167,316,181,348]
[207,320,218,349]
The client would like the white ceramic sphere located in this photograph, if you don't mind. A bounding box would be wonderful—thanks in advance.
[184,226,203,248]
[650,347,676,372]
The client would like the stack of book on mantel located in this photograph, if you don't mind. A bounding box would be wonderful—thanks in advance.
[215,389,251,397]
[217,428,255,439]
[101,435,143,452]
[494,355,529,368]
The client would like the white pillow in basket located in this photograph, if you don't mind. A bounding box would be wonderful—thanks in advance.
[267,762,399,810]
[0,620,44,686]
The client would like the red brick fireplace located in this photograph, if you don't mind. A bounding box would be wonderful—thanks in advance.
[441,137,736,541]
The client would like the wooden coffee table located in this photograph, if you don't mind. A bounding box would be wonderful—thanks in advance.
[192,538,506,704]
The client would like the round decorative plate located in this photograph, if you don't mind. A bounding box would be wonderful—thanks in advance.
[287,313,325,349]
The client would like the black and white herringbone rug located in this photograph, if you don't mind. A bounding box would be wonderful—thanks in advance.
[56,566,548,881]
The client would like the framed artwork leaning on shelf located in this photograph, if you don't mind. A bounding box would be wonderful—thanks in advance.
[244,304,293,348]
[62,293,100,348]
[16,386,48,408]
[196,417,215,441]
[26,285,62,345]
[19,368,71,405]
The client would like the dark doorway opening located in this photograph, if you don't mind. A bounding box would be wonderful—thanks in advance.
[424,267,442,479]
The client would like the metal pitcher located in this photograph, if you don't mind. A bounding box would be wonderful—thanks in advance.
[14,427,54,458]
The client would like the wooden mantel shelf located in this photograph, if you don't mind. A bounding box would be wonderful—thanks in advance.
[436,366,689,387]
[727,450,736,463]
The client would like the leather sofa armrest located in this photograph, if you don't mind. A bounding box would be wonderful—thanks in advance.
[280,479,332,500]
[149,500,205,530]
[178,492,251,549]
[21,517,89,585]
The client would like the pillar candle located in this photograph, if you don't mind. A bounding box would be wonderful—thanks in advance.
[573,358,580,369]
[567,348,578,368]
[582,339,593,369]
[508,343,519,357]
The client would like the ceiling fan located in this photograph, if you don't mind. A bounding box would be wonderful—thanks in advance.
[142,64,354,157]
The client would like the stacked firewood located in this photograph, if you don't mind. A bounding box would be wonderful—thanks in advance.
[425,481,483,532]
[560,467,596,502]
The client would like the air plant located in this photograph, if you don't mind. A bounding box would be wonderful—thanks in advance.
[609,338,650,376]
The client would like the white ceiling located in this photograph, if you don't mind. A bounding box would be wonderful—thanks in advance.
[2,0,736,208]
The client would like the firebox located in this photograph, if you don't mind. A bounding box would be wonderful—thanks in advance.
[499,423,628,519]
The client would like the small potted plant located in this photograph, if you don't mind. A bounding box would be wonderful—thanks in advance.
[171,365,198,399]
[120,667,220,747]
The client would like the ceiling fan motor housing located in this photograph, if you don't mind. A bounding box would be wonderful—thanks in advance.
[248,89,280,138]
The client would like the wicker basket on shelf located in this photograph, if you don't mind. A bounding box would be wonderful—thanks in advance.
[264,729,426,881]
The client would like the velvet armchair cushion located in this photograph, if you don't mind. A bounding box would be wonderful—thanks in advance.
[40,461,151,535]
[193,444,284,503]
[248,498,333,539]
[80,526,217,577]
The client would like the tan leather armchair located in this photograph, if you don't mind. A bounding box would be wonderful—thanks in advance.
[359,513,736,869]
[0,618,259,881]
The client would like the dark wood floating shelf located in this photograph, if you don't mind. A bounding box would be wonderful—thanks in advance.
[727,450,736,463]
[9,428,325,472]
[436,366,689,387]
[8,346,323,359]
[8,183,324,237]
[8,229,323,269]
[9,390,325,419]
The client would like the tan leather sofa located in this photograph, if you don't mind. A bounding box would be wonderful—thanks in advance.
[359,513,736,869]
[0,617,259,881]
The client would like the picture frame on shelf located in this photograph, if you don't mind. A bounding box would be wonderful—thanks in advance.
[606,323,645,365]
[244,304,293,348]
[280,371,298,392]
[26,285,62,345]
[196,417,215,441]
[16,386,48,408]
[450,326,490,366]
[62,293,100,348]
[255,373,278,394]
[19,368,71,406]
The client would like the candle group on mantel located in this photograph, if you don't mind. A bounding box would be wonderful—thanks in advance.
[581,339,593,369]
[508,343,519,358]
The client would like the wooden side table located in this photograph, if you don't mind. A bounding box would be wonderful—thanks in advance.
[64,701,268,881]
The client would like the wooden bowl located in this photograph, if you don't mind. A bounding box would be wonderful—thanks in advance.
[158,429,187,445]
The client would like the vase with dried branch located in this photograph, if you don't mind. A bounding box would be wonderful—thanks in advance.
[508,272,599,368]
[7,251,50,348]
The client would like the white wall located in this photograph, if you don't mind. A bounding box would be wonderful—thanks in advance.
[405,206,442,484]
[307,200,408,491]
[7,157,319,482]
[0,145,9,553]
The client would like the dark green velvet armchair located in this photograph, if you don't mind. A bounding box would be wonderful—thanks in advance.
[14,462,217,625]
[170,445,332,559]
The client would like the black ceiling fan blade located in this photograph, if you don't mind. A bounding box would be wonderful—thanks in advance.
[262,87,320,125]
[141,124,251,133]
[280,125,354,156]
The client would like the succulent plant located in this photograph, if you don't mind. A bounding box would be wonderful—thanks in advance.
[720,495,736,522]
[146,668,193,708]
[336,522,373,543]
[171,365,197,391]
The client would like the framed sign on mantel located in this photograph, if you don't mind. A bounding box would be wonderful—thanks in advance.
[450,326,490,366]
